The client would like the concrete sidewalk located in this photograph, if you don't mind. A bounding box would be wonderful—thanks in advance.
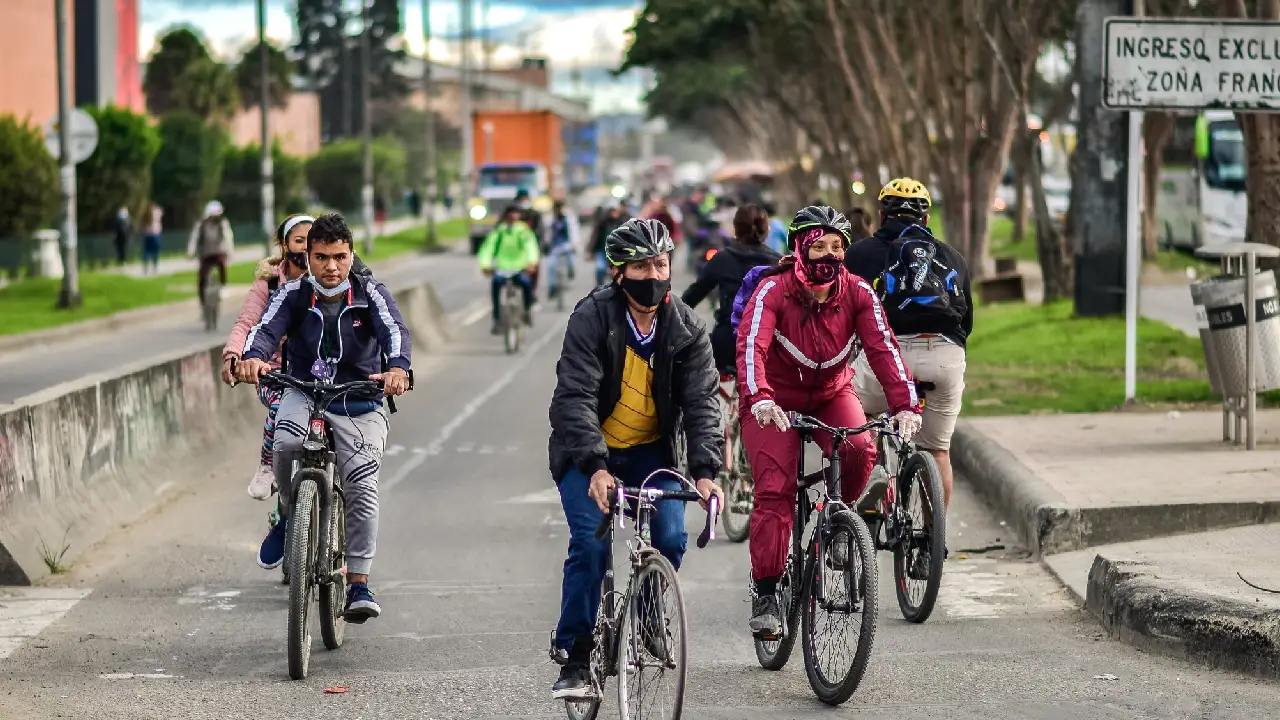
[952,409,1280,678]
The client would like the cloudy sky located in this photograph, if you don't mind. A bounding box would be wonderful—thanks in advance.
[138,0,647,113]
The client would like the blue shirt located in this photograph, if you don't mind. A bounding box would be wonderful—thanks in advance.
[766,218,788,255]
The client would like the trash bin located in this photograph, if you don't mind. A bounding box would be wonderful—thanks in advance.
[1197,270,1280,396]
[1189,279,1224,394]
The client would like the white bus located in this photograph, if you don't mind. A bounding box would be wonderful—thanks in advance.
[1159,110,1246,250]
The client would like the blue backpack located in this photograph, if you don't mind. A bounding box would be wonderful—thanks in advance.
[730,265,774,335]
[878,224,963,326]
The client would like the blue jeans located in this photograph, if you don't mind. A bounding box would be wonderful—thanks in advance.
[554,444,688,652]
[491,273,533,322]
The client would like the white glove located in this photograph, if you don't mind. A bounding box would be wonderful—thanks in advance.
[891,410,923,443]
[751,399,791,432]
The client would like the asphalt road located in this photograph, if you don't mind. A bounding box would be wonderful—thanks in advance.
[0,246,484,404]
[0,262,1273,719]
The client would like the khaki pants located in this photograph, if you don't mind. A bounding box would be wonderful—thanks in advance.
[854,336,966,450]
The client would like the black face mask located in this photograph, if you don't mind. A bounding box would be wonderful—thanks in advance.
[619,276,671,308]
[287,251,308,270]
[803,254,842,286]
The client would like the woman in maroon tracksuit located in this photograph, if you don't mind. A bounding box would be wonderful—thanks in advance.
[735,205,922,636]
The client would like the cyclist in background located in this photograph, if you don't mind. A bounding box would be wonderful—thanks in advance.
[547,218,724,699]
[845,178,973,515]
[545,199,581,302]
[221,214,314,501]
[236,212,413,622]
[846,207,875,240]
[479,205,540,333]
[188,200,234,308]
[735,205,921,637]
[762,202,789,256]
[586,201,630,287]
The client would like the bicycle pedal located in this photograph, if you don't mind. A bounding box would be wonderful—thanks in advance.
[752,630,783,641]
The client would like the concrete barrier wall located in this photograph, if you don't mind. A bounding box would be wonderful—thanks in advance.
[0,281,449,585]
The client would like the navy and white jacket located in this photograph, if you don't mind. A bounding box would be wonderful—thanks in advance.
[242,273,412,403]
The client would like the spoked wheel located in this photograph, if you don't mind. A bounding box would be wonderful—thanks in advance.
[565,599,613,720]
[502,290,522,354]
[801,510,878,706]
[202,278,220,331]
[318,491,347,649]
[286,479,319,680]
[617,553,687,720]
[555,263,568,311]
[720,429,752,543]
[893,451,946,623]
[753,551,801,671]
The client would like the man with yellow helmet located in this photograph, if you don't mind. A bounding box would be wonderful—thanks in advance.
[845,178,973,528]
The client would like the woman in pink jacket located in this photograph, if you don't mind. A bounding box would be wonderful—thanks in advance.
[221,214,314,500]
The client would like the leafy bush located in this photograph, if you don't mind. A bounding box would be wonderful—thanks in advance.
[0,115,59,237]
[76,105,161,232]
[151,111,229,228]
[304,136,406,211]
[218,141,308,224]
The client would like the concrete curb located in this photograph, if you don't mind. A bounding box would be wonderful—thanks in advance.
[1087,553,1280,679]
[951,421,1280,555]
[0,279,453,585]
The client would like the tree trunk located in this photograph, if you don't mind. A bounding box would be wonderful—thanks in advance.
[1025,129,1073,301]
[1231,0,1280,271]
[1141,112,1174,259]
[1011,141,1029,243]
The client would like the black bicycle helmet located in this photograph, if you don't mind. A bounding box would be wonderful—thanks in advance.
[787,205,852,250]
[605,218,675,267]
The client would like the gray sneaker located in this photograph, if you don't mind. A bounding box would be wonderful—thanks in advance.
[749,594,781,636]
[857,466,891,514]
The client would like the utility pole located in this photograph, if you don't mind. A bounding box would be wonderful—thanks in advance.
[258,0,274,251]
[459,0,474,204]
[422,0,438,248]
[361,0,375,254]
[1123,0,1145,401]
[341,6,353,138]
[55,0,80,308]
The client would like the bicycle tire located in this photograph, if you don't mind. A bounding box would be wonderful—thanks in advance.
[893,451,946,623]
[318,490,347,650]
[555,262,567,311]
[753,550,802,671]
[721,433,751,543]
[565,584,613,720]
[617,552,687,720]
[801,510,878,706]
[287,478,319,680]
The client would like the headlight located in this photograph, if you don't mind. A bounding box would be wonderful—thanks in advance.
[469,204,487,221]
[611,185,626,199]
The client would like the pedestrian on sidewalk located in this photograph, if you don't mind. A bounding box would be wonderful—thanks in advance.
[141,202,163,274]
[222,214,314,503]
[113,206,132,265]
[188,200,234,304]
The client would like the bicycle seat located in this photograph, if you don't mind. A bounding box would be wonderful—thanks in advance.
[915,381,936,393]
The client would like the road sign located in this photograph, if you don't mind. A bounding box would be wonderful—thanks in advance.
[1104,18,1280,111]
[44,108,99,163]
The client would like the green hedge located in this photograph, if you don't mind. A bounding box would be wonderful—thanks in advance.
[218,141,308,225]
[0,116,59,238]
[151,111,229,228]
[304,136,406,211]
[76,105,161,233]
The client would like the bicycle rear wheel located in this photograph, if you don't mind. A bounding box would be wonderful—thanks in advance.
[555,260,567,311]
[893,451,946,623]
[318,490,347,649]
[503,288,521,354]
[287,478,319,680]
[801,510,878,706]
[721,430,751,543]
[617,552,687,720]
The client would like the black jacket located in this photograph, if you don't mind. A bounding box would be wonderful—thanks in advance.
[681,242,782,328]
[588,213,628,255]
[844,217,974,346]
[548,285,723,483]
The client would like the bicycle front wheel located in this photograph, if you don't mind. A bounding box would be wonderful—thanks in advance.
[801,510,878,706]
[721,430,751,543]
[318,490,347,649]
[617,552,687,720]
[287,478,319,680]
[893,451,946,623]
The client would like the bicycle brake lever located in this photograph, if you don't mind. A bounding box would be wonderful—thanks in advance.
[615,485,626,531]
[696,495,719,549]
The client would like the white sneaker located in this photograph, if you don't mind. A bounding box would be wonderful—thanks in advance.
[247,464,274,500]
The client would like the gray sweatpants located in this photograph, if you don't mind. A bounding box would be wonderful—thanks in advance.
[272,388,389,575]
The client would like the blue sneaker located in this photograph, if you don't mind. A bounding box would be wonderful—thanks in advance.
[257,516,288,569]
[344,582,381,623]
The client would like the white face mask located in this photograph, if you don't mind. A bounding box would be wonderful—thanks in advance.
[309,275,350,298]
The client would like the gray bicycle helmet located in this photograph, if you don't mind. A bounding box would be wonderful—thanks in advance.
[605,218,676,267]
[787,205,852,250]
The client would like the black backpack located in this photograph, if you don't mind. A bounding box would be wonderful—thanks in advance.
[878,224,964,327]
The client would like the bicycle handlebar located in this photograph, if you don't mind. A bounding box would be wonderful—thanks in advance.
[787,411,892,438]
[592,469,720,548]
[260,370,383,398]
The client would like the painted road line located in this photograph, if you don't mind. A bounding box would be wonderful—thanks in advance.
[0,588,92,660]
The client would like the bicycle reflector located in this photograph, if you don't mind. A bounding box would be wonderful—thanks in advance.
[705,248,718,261]
[310,418,325,436]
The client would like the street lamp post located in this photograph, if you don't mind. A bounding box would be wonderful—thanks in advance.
[55,0,80,308]
[258,0,275,252]
[459,0,474,208]
[361,0,375,255]
[422,0,438,248]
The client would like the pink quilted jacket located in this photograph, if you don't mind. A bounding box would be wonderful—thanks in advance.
[223,259,291,369]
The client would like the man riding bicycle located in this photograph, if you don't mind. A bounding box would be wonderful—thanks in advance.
[188,200,234,309]
[236,212,413,622]
[478,205,540,334]
[547,218,725,700]
[735,205,922,637]
[544,199,581,301]
[844,178,973,515]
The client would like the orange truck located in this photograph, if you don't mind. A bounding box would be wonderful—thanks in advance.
[467,110,564,252]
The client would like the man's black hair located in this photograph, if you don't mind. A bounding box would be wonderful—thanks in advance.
[307,212,353,251]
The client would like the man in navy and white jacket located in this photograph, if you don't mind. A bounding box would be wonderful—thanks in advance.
[236,212,412,622]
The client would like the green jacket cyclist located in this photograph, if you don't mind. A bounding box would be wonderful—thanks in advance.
[479,205,541,333]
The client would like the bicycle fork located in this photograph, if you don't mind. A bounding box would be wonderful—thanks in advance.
[301,415,342,586]
[812,454,863,615]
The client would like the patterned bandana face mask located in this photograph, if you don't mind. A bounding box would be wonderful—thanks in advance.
[792,226,841,289]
